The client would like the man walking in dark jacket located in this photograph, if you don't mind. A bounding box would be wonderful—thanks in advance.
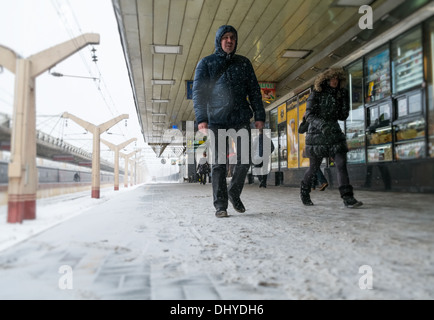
[193,25,265,218]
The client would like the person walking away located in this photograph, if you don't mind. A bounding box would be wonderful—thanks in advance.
[299,115,329,192]
[193,25,265,218]
[252,128,275,188]
[300,68,362,208]
[197,151,210,185]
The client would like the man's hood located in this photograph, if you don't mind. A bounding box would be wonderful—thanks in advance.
[214,25,238,58]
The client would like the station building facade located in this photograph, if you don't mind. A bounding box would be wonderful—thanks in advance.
[264,6,434,193]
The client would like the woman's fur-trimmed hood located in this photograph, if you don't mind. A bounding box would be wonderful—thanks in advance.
[314,68,346,92]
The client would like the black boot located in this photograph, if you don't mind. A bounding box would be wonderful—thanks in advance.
[339,185,363,208]
[300,181,314,206]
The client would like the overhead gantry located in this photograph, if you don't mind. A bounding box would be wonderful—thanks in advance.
[62,112,129,199]
[101,137,137,190]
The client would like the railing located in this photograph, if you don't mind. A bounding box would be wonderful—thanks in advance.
[0,111,117,172]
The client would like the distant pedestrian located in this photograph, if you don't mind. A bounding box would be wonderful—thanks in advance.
[252,128,275,188]
[300,68,362,208]
[197,152,210,185]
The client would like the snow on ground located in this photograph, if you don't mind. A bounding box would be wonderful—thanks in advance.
[0,182,433,300]
[0,186,135,252]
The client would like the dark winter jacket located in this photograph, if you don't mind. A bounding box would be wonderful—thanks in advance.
[304,68,349,158]
[192,25,265,127]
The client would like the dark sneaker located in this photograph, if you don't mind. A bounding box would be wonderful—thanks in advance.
[343,196,363,208]
[215,209,229,218]
[319,182,329,191]
[229,196,246,213]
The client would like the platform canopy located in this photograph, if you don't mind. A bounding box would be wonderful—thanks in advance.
[112,0,428,156]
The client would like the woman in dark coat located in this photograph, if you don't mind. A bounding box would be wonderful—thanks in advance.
[301,68,362,208]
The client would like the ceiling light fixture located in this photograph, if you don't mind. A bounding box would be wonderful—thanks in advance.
[328,53,341,60]
[281,49,312,59]
[381,14,390,21]
[151,45,183,55]
[152,79,176,85]
[152,99,170,103]
[152,113,167,116]
[296,77,305,83]
[331,0,374,6]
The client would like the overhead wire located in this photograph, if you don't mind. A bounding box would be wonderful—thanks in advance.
[50,0,129,141]
[49,0,132,161]
[0,86,14,114]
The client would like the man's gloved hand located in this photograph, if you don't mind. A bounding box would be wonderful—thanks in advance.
[321,123,333,136]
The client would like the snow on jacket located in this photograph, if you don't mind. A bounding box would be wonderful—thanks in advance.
[192,25,265,127]
[304,68,350,158]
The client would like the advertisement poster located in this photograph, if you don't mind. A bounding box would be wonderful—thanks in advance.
[277,103,287,169]
[259,82,276,102]
[278,122,287,169]
[298,89,311,168]
[269,110,279,170]
[286,98,298,169]
[365,47,390,103]
[277,103,286,124]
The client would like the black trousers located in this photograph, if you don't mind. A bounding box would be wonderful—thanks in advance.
[302,153,350,187]
[209,124,251,210]
[198,173,207,184]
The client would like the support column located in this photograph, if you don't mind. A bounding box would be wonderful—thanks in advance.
[131,155,142,186]
[101,138,136,191]
[7,59,37,222]
[129,158,134,187]
[1,34,100,223]
[63,112,129,198]
[120,151,137,188]
[91,126,101,198]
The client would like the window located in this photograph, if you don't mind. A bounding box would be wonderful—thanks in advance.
[346,60,366,164]
[429,19,434,158]
[391,26,423,94]
[366,101,393,163]
[269,109,279,169]
[365,45,391,104]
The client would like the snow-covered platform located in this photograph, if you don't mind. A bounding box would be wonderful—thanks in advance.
[0,182,433,300]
